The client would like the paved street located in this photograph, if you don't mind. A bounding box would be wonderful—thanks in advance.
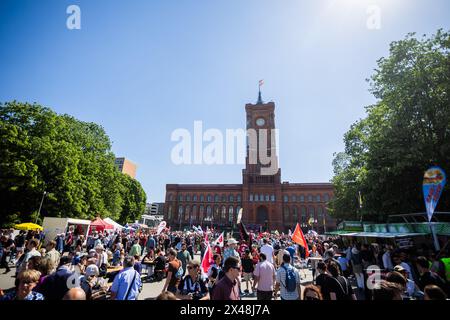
[0,255,316,300]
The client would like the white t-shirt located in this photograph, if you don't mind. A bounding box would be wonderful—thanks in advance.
[260,244,274,264]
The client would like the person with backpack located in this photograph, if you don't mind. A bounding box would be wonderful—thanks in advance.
[274,253,301,300]
[162,248,183,294]
[326,261,356,300]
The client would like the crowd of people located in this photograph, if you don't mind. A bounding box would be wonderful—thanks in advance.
[0,226,449,301]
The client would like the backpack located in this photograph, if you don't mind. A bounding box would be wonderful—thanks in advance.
[174,262,184,279]
[281,265,297,292]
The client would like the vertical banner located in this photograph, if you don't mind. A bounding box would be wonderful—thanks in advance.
[156,221,166,235]
[423,166,446,222]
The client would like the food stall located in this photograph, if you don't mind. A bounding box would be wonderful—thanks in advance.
[42,217,91,246]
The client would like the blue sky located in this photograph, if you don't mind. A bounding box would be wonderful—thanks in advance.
[1,0,449,202]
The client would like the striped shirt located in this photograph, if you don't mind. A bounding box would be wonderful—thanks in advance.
[276,263,300,300]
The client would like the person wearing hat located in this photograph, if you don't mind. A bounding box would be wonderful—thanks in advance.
[95,244,108,276]
[80,264,100,300]
[223,238,240,266]
[393,265,423,299]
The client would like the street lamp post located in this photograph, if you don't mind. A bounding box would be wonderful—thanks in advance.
[35,191,47,224]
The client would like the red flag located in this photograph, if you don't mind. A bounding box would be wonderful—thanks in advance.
[291,223,309,258]
[201,242,213,275]
[215,232,224,247]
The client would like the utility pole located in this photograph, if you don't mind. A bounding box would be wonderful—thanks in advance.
[35,191,47,224]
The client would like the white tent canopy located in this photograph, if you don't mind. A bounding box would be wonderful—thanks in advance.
[103,217,124,230]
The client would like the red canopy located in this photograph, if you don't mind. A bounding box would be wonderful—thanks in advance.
[89,217,114,233]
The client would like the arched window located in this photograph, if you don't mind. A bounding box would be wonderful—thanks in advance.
[265,194,270,201]
[192,205,197,222]
[207,194,212,202]
[271,194,275,202]
[229,195,234,202]
[199,205,205,220]
[292,195,296,202]
[228,206,234,223]
[316,194,321,202]
[214,194,219,202]
[221,206,227,220]
[308,194,313,202]
[206,205,212,218]
[249,194,253,201]
[317,206,324,225]
[283,207,290,222]
[292,206,298,223]
[237,194,241,202]
[169,194,174,201]
[178,194,183,202]
[200,195,204,202]
[283,195,288,202]
[193,195,197,202]
[324,194,329,202]
[260,194,264,202]
[300,195,305,202]
[309,206,315,221]
[178,205,184,219]
[168,205,173,220]
[185,205,190,221]
[254,194,259,201]
[186,194,191,202]
[301,206,307,223]
[214,205,219,221]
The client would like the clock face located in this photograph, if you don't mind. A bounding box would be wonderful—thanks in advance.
[256,118,265,126]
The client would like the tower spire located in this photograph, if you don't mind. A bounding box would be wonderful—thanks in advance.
[257,79,264,104]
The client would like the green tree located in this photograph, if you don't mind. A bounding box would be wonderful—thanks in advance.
[117,173,147,225]
[0,101,147,226]
[331,30,450,222]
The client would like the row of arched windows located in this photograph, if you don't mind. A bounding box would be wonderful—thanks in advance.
[167,205,242,224]
[167,193,242,203]
[282,206,328,225]
[283,194,330,203]
[249,194,276,202]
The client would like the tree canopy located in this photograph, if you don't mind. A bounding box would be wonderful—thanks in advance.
[331,29,450,222]
[0,101,147,227]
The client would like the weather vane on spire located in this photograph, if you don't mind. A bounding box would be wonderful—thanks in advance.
[257,79,264,104]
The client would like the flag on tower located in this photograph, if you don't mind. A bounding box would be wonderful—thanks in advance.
[259,79,264,87]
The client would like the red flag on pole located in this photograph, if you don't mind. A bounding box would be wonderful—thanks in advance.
[201,242,213,275]
[215,232,224,247]
[291,223,309,258]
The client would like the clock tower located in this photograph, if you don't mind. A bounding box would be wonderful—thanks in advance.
[242,90,283,231]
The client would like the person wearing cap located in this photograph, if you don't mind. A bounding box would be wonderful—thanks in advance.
[80,264,100,300]
[95,244,109,276]
[223,238,240,265]
[394,265,423,299]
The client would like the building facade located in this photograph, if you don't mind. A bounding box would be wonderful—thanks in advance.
[164,94,335,233]
[115,157,137,178]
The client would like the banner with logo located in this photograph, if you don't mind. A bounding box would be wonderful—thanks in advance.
[423,166,446,222]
